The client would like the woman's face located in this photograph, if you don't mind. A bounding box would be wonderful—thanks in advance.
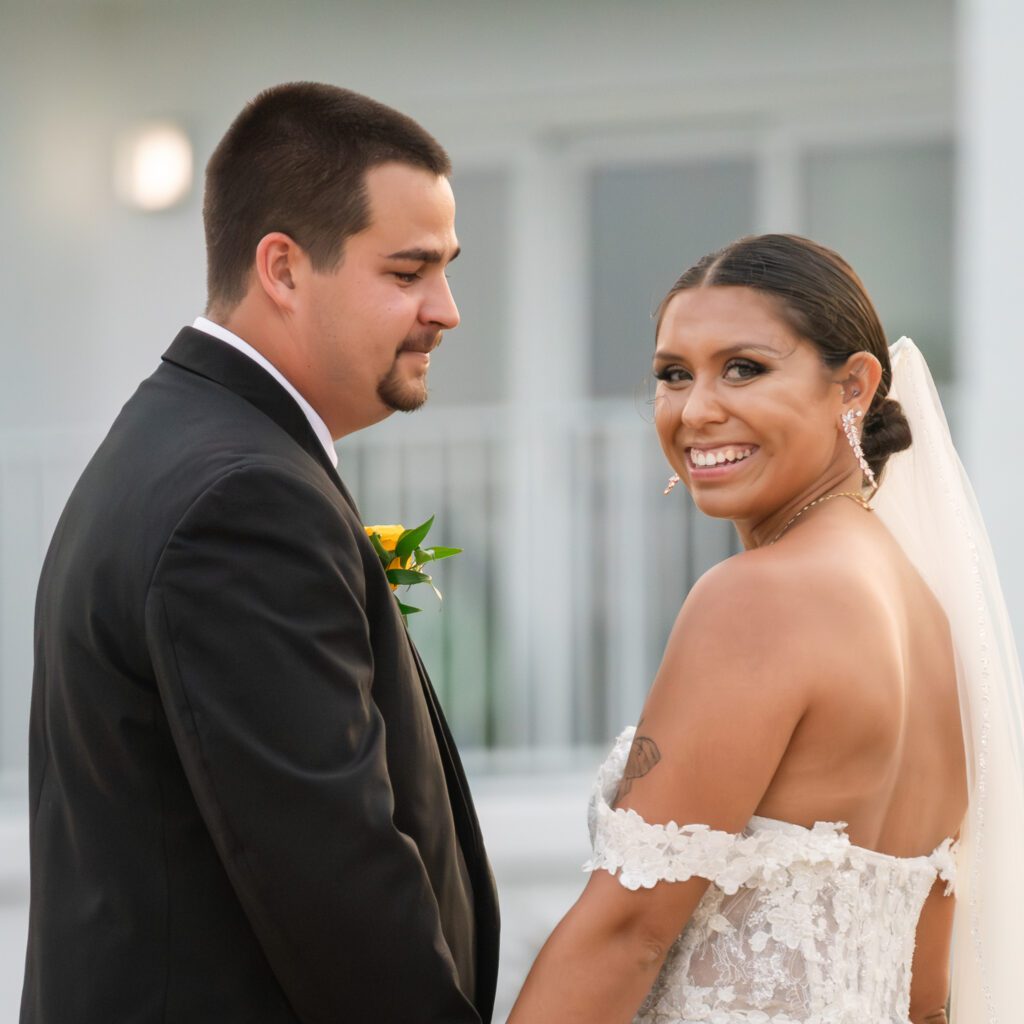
[654,285,853,540]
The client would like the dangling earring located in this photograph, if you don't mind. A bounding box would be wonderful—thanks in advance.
[841,408,877,491]
[663,473,680,495]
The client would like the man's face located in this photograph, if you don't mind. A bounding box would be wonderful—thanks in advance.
[296,162,460,437]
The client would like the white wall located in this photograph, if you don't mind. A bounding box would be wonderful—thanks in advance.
[0,1,967,1018]
[3,0,954,434]
[957,0,1024,631]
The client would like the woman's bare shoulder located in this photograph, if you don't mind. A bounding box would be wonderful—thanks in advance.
[682,543,857,627]
[674,542,877,686]
[633,547,839,835]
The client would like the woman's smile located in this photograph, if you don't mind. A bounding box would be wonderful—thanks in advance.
[687,444,758,473]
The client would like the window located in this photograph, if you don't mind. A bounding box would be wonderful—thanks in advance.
[429,168,510,405]
[589,159,757,398]
[804,141,955,381]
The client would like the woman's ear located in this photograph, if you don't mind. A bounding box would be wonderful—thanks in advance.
[835,352,883,410]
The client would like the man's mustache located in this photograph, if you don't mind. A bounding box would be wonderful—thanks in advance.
[399,334,442,355]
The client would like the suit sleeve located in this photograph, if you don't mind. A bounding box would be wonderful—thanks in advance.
[144,462,481,1024]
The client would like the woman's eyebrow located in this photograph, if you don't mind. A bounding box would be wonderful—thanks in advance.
[653,342,782,363]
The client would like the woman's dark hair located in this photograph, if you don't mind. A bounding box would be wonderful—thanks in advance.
[204,81,451,313]
[657,234,911,478]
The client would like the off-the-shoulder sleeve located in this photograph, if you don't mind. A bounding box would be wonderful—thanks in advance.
[584,728,849,892]
[928,837,958,896]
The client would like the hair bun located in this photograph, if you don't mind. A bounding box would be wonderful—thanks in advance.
[861,396,912,478]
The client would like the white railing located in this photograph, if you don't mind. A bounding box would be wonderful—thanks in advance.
[0,425,109,799]
[329,400,736,757]
[0,405,736,785]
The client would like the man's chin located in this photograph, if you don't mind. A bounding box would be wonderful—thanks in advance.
[378,377,429,414]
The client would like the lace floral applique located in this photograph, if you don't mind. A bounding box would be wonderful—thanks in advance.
[928,837,958,896]
[584,727,957,1023]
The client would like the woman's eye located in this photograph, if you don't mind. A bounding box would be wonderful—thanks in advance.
[723,359,765,381]
[653,366,692,385]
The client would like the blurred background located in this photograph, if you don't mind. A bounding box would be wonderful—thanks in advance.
[2,0,1021,1017]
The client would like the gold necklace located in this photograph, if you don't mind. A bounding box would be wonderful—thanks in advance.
[769,491,872,546]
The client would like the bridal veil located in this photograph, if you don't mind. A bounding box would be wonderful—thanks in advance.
[872,338,1024,1023]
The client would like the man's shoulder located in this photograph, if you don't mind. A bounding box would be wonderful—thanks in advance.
[144,355,284,431]
[71,358,350,548]
[118,360,319,475]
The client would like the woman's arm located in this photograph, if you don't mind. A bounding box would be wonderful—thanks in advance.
[508,555,823,1023]
[908,879,956,1024]
[508,870,710,1024]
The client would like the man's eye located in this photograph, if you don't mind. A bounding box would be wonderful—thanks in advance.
[393,271,421,283]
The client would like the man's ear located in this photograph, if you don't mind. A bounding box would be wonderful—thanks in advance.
[835,351,883,409]
[254,232,304,312]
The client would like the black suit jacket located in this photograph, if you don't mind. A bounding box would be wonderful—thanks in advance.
[21,327,499,1023]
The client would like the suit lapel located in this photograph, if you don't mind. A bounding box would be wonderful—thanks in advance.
[165,326,499,1017]
[406,639,500,1020]
[407,641,479,856]
[161,327,359,515]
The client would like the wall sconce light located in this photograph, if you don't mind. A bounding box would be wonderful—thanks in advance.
[115,120,193,211]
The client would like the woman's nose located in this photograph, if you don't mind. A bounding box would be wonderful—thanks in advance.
[679,378,726,428]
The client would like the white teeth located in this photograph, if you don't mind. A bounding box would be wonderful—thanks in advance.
[690,446,753,468]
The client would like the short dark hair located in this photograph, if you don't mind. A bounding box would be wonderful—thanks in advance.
[657,234,911,479]
[203,82,451,311]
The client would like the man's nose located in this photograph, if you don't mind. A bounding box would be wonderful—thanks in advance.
[422,274,460,330]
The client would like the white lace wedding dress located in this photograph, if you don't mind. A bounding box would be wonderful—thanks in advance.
[584,727,958,1024]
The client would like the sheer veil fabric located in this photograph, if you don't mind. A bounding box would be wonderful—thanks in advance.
[872,338,1024,1023]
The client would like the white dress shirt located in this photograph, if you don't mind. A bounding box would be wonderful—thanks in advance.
[192,317,338,469]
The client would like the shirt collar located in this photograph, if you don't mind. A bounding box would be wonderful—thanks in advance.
[192,317,338,468]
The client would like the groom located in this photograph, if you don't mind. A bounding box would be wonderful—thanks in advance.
[21,83,499,1023]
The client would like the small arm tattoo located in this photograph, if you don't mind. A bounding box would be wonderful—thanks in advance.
[614,725,661,804]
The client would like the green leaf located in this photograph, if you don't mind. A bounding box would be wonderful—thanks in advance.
[413,547,433,565]
[367,532,393,570]
[397,601,421,616]
[386,568,432,586]
[395,515,435,562]
[422,546,461,562]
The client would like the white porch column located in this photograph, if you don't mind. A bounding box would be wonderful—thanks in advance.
[499,143,588,748]
[957,0,1024,638]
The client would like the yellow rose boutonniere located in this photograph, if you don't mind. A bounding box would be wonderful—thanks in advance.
[365,525,406,587]
[364,515,461,618]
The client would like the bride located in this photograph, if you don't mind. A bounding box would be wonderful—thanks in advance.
[508,235,1023,1023]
